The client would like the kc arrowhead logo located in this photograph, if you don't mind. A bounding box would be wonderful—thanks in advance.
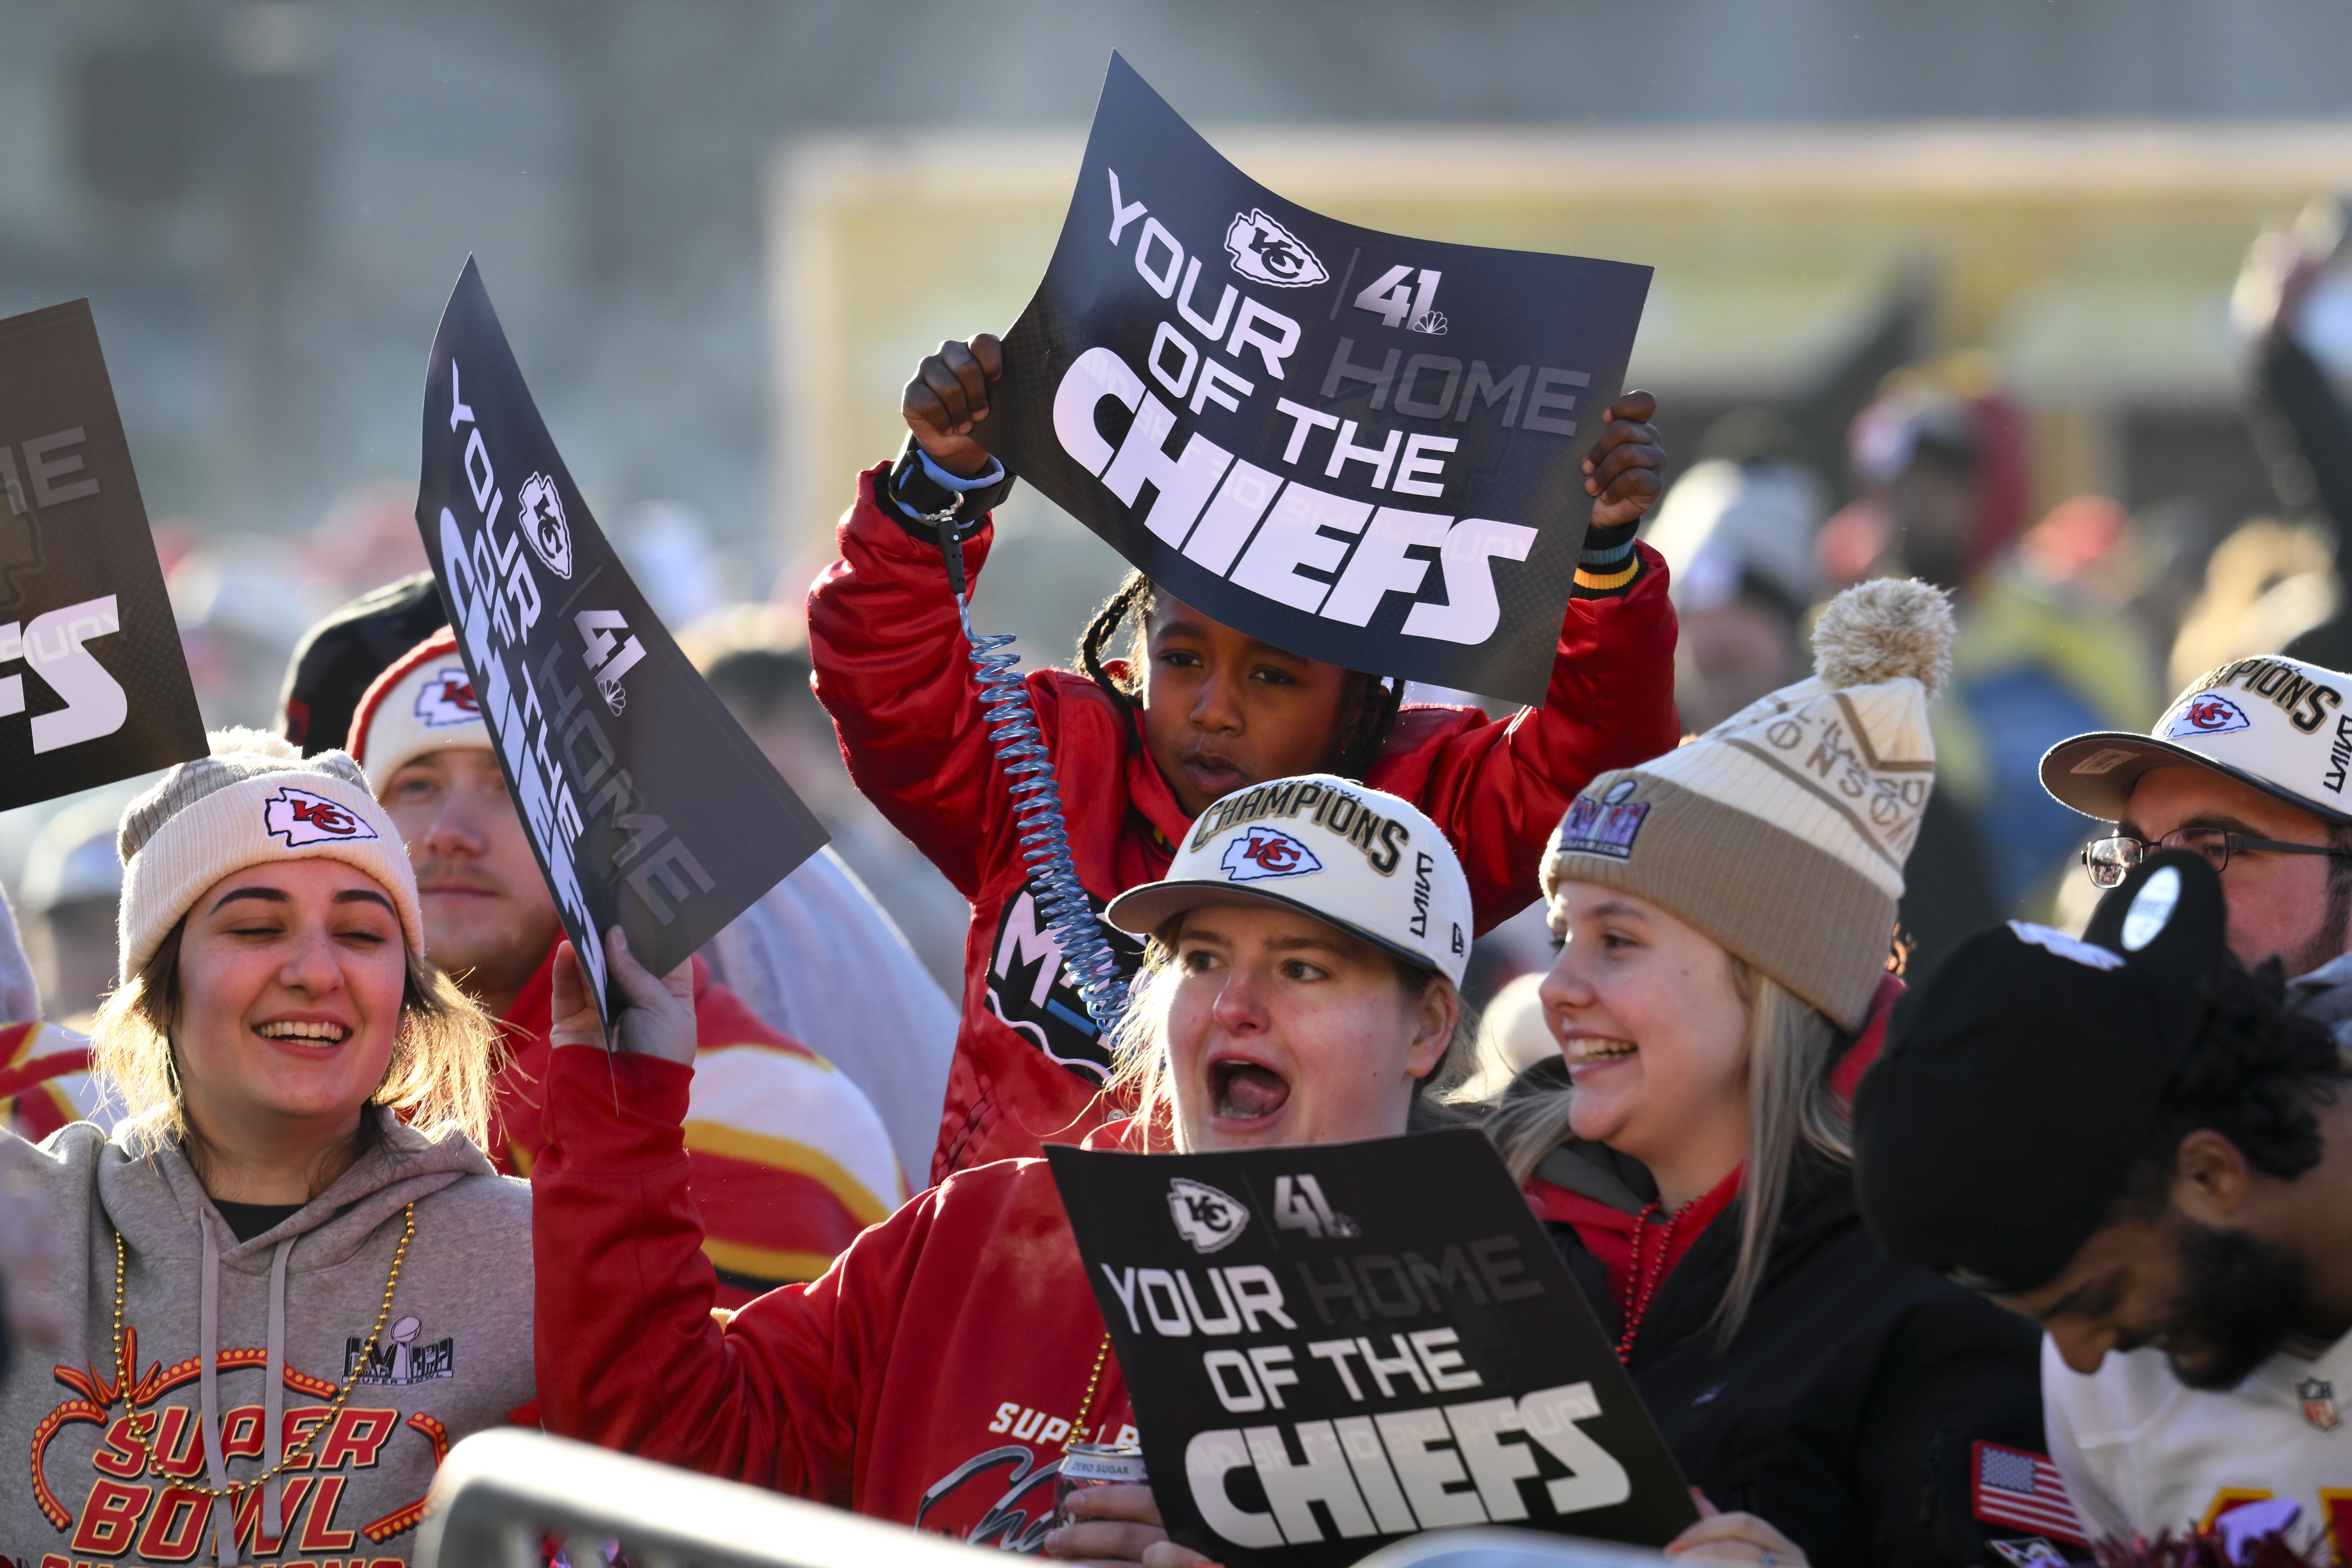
[413,666,478,727]
[2164,693,2250,738]
[262,785,377,848]
[1224,209,1327,289]
[1167,1177,1250,1254]
[1220,826,1323,884]
[516,472,573,580]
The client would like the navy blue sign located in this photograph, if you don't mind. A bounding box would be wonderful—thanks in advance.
[414,261,827,1018]
[1049,1130,1697,1568]
[980,55,1652,706]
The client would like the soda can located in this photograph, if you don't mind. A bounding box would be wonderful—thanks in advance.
[1055,1442,1148,1528]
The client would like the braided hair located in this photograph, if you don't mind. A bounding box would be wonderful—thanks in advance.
[1076,569,1404,781]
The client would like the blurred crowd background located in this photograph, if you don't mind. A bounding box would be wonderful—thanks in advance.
[5,0,2352,1066]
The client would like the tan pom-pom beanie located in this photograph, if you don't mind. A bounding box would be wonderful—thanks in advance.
[1542,578,1957,1033]
[116,726,425,982]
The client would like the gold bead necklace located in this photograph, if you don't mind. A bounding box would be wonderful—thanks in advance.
[107,1203,415,1496]
[1063,1331,1114,1452]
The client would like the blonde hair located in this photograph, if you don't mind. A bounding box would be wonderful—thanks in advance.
[1106,918,1476,1152]
[92,914,500,1186]
[1478,955,1848,1343]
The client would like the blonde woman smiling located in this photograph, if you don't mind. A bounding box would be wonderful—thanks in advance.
[1486,582,2048,1568]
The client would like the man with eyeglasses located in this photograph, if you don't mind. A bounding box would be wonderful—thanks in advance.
[2043,655,2352,1039]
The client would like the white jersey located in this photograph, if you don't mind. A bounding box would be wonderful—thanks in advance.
[2044,1331,2352,1554]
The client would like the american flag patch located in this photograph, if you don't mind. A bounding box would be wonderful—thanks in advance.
[1972,1441,2086,1545]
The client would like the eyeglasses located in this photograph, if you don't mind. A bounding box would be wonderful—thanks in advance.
[2081,829,2348,888]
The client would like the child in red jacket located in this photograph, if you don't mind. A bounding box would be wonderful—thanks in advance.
[809,334,1680,1181]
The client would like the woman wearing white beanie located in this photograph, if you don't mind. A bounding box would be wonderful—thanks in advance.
[1483,581,2049,1568]
[0,729,532,1568]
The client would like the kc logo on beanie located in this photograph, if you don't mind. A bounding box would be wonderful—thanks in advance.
[263,785,380,848]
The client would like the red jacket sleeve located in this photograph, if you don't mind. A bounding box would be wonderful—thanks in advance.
[807,464,1035,898]
[531,1044,931,1503]
[1369,545,1681,929]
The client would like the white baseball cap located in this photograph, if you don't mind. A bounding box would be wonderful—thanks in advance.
[1104,773,1474,986]
[2042,654,2352,826]
[347,627,489,794]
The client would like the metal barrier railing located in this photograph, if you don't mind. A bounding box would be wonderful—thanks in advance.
[1353,1527,1668,1568]
[415,1430,1670,1568]
[414,1430,996,1568]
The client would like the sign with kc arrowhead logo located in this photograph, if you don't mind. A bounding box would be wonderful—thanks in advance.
[975,54,1651,706]
[1047,1132,1696,1568]
[413,260,829,1019]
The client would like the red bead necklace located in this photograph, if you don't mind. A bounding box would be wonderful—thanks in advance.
[1615,1197,1695,1362]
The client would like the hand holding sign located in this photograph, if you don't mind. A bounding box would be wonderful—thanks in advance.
[1582,394,1665,529]
[905,334,1009,478]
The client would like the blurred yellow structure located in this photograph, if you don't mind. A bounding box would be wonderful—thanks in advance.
[767,120,2352,564]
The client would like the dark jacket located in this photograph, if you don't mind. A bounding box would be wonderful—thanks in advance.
[1539,1140,2046,1568]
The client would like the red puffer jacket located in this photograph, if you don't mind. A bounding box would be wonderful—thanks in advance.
[530,1044,1135,1548]
[810,464,1680,1182]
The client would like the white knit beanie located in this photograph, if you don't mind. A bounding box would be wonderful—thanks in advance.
[347,626,486,793]
[1542,578,1957,1032]
[116,727,425,982]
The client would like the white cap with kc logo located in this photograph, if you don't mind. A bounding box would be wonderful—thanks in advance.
[1104,772,1475,986]
[2042,654,2352,826]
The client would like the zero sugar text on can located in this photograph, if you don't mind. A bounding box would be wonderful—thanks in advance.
[1056,1442,1148,1528]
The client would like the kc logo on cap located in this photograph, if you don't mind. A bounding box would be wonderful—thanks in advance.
[263,785,378,848]
[1104,772,1474,988]
[1220,826,1323,883]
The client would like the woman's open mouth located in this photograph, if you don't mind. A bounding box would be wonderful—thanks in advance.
[256,1020,350,1046]
[1209,1059,1291,1120]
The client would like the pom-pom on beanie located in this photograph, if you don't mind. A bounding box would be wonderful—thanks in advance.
[1542,578,1957,1032]
[116,726,424,982]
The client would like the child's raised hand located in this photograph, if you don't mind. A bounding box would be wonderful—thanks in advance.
[1582,389,1665,528]
[903,335,1006,479]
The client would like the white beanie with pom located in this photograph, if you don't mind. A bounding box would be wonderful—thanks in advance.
[1543,578,1956,1032]
[116,726,424,982]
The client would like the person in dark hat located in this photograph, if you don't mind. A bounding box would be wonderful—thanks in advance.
[275,569,448,754]
[1855,851,2352,1550]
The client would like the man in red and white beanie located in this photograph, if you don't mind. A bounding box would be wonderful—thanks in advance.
[350,629,904,1301]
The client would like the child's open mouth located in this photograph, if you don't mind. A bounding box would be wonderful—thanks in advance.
[1209,1059,1290,1120]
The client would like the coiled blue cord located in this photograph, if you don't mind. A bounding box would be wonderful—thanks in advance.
[936,519,1129,1034]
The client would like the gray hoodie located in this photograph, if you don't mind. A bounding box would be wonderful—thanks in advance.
[1,1113,533,1568]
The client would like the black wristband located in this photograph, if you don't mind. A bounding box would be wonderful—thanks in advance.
[886,437,1014,543]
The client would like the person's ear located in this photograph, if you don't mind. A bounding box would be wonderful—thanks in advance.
[2170,1128,2255,1224]
[1403,980,1459,1082]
